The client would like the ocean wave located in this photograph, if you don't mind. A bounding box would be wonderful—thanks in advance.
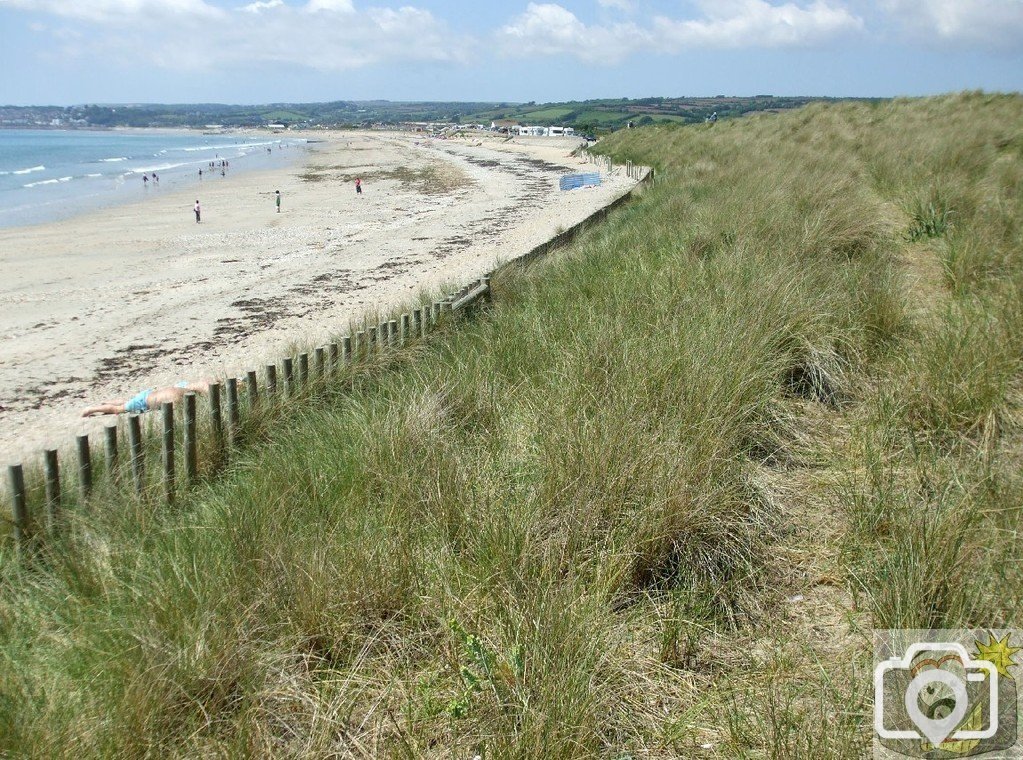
[179,140,275,152]
[86,173,103,178]
[100,157,129,162]
[23,175,74,188]
[130,162,187,174]
[9,165,46,175]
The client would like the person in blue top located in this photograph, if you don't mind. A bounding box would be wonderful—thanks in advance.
[81,380,211,417]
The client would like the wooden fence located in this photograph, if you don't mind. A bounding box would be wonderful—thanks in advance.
[579,149,646,181]
[3,165,653,554]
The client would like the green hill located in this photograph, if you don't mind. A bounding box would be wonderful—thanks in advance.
[2,93,1021,757]
[2,95,872,131]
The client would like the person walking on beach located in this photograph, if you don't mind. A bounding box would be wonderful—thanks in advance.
[143,174,148,187]
[355,177,362,195]
[194,200,201,223]
[275,189,281,212]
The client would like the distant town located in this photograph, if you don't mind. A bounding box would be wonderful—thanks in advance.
[0,95,878,135]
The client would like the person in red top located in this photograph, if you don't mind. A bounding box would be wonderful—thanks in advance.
[355,177,362,195]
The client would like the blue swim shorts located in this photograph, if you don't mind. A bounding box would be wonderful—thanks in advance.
[124,389,153,414]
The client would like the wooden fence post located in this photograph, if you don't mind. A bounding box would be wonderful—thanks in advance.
[44,448,60,533]
[342,336,352,364]
[282,358,294,396]
[482,276,493,305]
[209,382,223,448]
[298,353,309,386]
[104,424,118,482]
[355,330,365,360]
[7,464,27,553]
[388,319,398,347]
[76,434,92,502]
[328,343,339,373]
[401,314,410,346]
[226,378,240,448]
[315,347,326,378]
[184,392,197,486]
[246,370,258,410]
[161,401,175,504]
[128,415,144,497]
[265,363,277,399]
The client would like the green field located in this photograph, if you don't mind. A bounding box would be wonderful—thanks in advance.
[2,93,1021,757]
[572,109,632,125]
[517,106,576,121]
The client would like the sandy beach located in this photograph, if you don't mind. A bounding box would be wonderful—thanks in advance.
[0,130,634,464]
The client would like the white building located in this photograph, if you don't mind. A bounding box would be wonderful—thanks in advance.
[509,124,576,137]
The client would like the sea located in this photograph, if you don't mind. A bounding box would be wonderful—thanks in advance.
[0,129,308,229]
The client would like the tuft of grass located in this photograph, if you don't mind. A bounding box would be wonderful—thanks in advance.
[906,197,954,241]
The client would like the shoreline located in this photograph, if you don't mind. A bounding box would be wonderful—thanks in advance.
[0,130,633,464]
[0,127,307,231]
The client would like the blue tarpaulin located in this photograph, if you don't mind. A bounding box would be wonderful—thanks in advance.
[560,172,601,191]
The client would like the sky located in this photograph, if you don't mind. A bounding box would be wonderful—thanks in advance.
[1,0,1021,105]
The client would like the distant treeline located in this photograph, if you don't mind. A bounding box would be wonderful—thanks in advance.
[0,95,882,132]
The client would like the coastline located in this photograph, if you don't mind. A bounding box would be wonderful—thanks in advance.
[0,130,634,464]
[0,127,305,230]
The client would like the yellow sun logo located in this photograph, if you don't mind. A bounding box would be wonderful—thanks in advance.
[974,632,1021,679]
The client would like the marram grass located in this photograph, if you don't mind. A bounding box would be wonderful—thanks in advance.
[2,92,1022,757]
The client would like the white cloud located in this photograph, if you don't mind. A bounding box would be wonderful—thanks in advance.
[878,0,1023,50]
[0,0,224,23]
[304,0,355,12]
[498,3,643,63]
[497,1,862,63]
[241,0,283,13]
[654,0,864,50]
[10,0,1013,81]
[6,0,468,72]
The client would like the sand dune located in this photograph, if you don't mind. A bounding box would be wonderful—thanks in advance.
[0,131,633,464]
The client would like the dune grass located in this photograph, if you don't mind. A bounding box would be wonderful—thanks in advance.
[2,92,1022,757]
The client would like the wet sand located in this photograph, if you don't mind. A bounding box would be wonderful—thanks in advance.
[0,130,634,464]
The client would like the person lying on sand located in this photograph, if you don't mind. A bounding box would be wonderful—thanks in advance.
[81,380,212,417]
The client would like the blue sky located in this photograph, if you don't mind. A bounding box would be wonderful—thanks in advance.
[1,0,1021,105]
